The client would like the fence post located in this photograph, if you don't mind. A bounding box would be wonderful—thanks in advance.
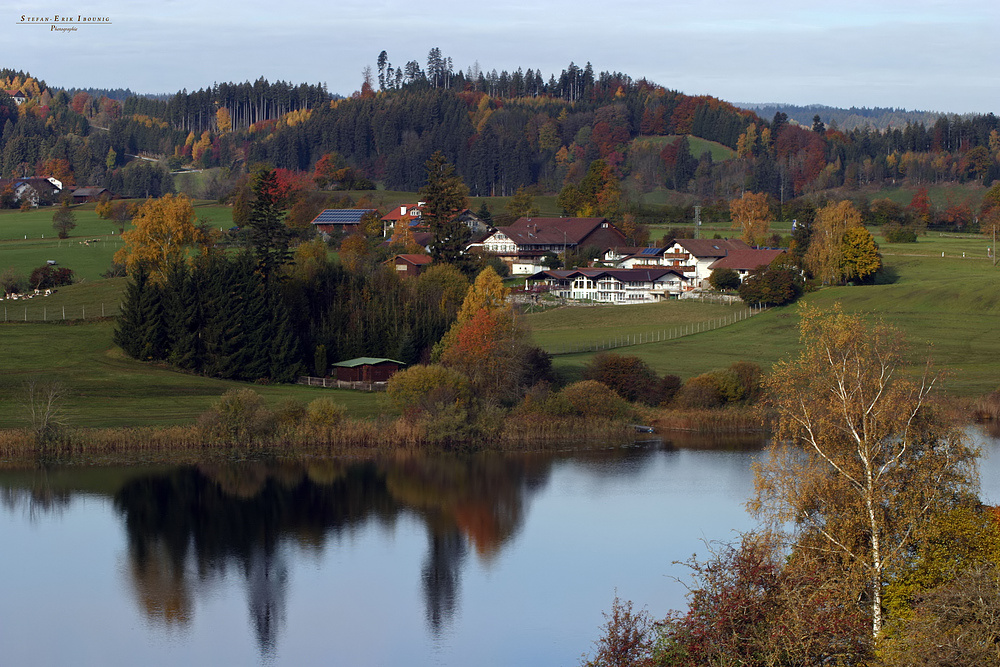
[63,306,65,320]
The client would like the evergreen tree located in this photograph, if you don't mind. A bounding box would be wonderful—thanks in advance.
[420,151,471,267]
[246,168,292,278]
[114,265,151,359]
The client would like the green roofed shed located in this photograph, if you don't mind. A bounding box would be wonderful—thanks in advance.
[331,357,405,382]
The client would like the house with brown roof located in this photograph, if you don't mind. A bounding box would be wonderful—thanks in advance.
[386,253,433,277]
[483,217,627,275]
[0,177,62,207]
[659,238,752,288]
[709,248,787,282]
[69,186,111,204]
[4,90,26,105]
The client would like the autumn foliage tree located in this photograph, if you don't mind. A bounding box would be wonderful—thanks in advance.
[805,200,864,284]
[114,194,204,280]
[753,305,979,643]
[729,191,771,245]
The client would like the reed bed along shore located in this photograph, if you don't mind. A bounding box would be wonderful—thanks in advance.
[649,406,765,434]
[0,415,639,468]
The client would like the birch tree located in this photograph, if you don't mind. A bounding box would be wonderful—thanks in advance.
[751,304,979,644]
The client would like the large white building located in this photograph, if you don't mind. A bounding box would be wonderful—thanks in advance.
[527,267,691,302]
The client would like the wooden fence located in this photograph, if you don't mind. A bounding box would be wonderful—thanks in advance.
[297,377,388,392]
[547,305,767,355]
[1,302,121,322]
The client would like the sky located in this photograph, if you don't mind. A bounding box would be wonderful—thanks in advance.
[5,0,1000,114]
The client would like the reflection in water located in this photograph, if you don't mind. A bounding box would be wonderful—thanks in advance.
[0,468,72,519]
[422,528,467,634]
[108,453,557,657]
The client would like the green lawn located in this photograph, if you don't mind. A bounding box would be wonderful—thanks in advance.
[0,319,384,429]
[528,231,1000,395]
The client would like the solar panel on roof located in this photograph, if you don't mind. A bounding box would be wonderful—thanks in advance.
[640,247,659,255]
[312,209,376,224]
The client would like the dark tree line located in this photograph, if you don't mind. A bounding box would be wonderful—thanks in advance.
[114,256,301,382]
[115,252,466,381]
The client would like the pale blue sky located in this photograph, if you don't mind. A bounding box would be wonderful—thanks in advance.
[6,0,999,113]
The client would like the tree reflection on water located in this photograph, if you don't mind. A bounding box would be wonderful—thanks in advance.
[110,453,555,655]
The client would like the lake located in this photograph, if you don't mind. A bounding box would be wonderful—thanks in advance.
[1,431,997,667]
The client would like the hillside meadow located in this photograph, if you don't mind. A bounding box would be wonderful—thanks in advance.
[528,232,1000,396]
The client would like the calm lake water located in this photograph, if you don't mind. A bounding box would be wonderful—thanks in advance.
[2,431,998,667]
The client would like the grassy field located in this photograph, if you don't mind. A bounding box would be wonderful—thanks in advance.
[528,231,1000,395]
[2,211,998,430]
[632,135,736,162]
[0,319,384,429]
[0,201,235,282]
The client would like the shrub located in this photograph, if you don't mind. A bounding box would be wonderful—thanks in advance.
[737,266,801,306]
[198,388,275,444]
[29,265,74,290]
[672,375,722,409]
[583,353,660,404]
[658,374,683,406]
[582,596,655,667]
[883,224,918,243]
[1,267,26,295]
[708,267,740,291]
[306,397,346,428]
[386,364,473,417]
[559,380,631,420]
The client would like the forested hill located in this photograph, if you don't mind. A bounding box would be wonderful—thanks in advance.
[3,55,1000,206]
[737,103,944,132]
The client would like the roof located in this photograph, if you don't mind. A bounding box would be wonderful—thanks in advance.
[332,357,405,368]
[310,209,378,225]
[70,186,109,197]
[0,178,60,193]
[382,203,425,221]
[709,249,786,271]
[493,217,616,247]
[392,254,433,266]
[672,238,750,258]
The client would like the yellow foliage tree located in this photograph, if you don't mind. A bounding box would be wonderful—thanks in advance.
[216,107,231,134]
[805,200,863,284]
[114,194,202,280]
[730,191,771,245]
[432,266,510,361]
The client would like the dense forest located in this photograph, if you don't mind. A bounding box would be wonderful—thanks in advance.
[4,53,1000,210]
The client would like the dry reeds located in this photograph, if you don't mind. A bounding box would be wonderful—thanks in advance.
[650,406,766,434]
[0,412,649,468]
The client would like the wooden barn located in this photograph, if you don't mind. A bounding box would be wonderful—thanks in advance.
[331,357,405,382]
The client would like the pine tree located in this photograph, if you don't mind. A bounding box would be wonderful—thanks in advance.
[114,265,150,359]
[420,151,471,267]
[246,168,292,278]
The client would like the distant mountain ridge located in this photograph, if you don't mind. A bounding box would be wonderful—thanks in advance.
[734,103,945,132]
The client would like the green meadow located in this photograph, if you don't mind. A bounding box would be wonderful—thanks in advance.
[0,319,383,429]
[2,208,998,430]
[527,232,1000,396]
